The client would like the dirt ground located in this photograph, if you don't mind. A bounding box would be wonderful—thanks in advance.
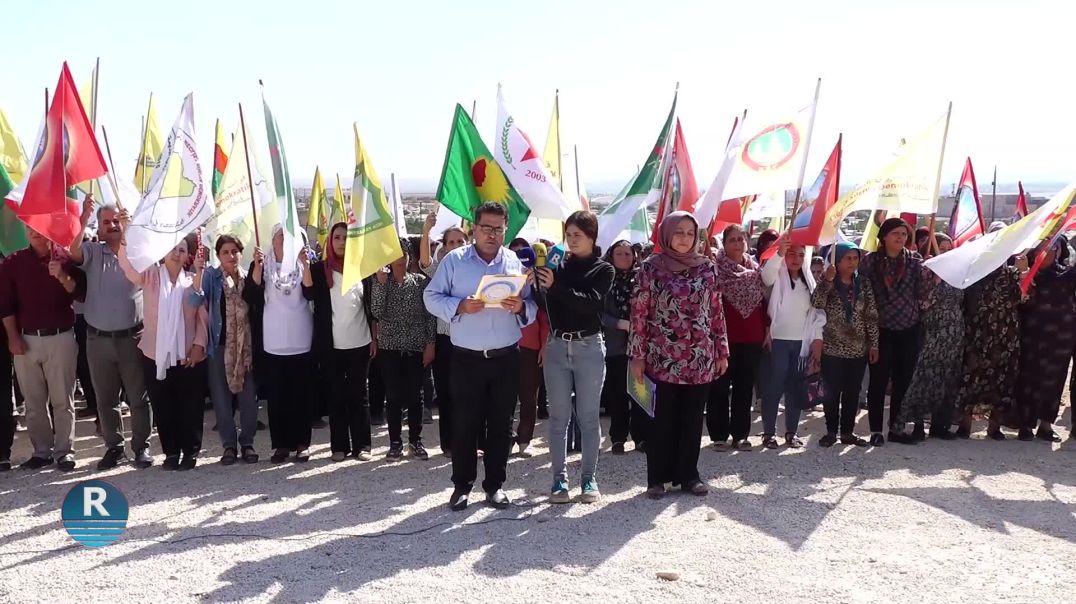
[0,379,1072,603]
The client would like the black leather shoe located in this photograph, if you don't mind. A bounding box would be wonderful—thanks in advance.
[818,433,837,448]
[20,456,53,470]
[449,489,469,511]
[0,459,10,472]
[133,449,154,469]
[486,489,510,509]
[869,433,885,447]
[162,455,181,470]
[97,447,127,470]
[1017,429,1034,442]
[911,424,927,442]
[57,454,76,472]
[178,455,197,471]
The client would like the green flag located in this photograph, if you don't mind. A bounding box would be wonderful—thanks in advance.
[436,104,530,239]
[0,163,28,255]
[262,93,302,276]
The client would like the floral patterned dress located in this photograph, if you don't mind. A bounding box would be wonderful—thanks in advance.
[958,266,1022,417]
[628,258,729,385]
[901,279,964,424]
[1015,264,1076,427]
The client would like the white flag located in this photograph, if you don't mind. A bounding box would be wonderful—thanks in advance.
[124,94,214,272]
[699,100,816,224]
[925,183,1076,289]
[385,173,408,237]
[495,86,572,221]
[205,119,277,265]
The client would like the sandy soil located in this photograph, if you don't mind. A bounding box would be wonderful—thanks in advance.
[0,382,1072,604]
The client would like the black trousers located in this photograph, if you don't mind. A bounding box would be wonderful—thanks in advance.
[310,358,331,421]
[0,342,13,461]
[75,315,97,413]
[265,352,313,451]
[450,348,519,493]
[368,354,386,419]
[381,350,425,445]
[707,343,761,442]
[328,345,371,454]
[821,355,867,435]
[868,326,919,432]
[141,356,205,457]
[432,334,454,450]
[648,381,708,488]
[604,355,651,444]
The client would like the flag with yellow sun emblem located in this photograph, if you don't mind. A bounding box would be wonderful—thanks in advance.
[436,104,530,239]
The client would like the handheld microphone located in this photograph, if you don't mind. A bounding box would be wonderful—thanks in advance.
[546,243,567,270]
[516,246,536,269]
[532,242,548,267]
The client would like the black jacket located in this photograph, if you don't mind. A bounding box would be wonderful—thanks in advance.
[536,253,614,335]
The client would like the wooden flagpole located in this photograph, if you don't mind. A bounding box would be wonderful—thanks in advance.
[138,93,154,192]
[926,102,953,257]
[788,78,822,228]
[237,103,261,247]
[99,126,126,212]
[554,89,563,193]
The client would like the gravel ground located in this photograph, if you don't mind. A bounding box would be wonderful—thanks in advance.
[0,379,1072,604]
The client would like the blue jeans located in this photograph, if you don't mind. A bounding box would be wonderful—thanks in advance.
[761,339,805,436]
[209,345,259,449]
[545,334,606,484]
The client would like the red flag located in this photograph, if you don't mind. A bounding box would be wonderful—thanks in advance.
[784,135,842,251]
[1021,204,1076,294]
[709,196,754,238]
[6,63,107,247]
[947,157,986,247]
[652,119,699,246]
[1014,181,1029,219]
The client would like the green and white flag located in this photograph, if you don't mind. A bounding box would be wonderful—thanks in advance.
[262,90,301,275]
[596,94,676,250]
[597,169,652,244]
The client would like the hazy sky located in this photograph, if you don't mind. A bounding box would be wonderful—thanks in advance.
[4,0,1071,194]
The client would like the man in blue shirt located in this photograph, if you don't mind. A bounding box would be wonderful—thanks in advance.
[424,202,536,511]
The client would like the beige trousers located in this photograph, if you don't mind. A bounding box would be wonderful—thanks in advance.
[13,331,78,459]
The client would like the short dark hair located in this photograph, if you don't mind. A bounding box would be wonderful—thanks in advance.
[565,210,599,243]
[474,202,507,225]
[508,237,530,249]
[215,234,244,255]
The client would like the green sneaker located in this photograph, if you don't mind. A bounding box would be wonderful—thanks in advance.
[579,478,601,503]
[549,479,571,504]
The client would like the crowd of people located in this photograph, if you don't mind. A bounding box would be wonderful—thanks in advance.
[0,197,1073,512]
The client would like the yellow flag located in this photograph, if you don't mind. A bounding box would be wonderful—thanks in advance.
[332,173,347,226]
[342,124,403,291]
[134,94,165,193]
[821,107,950,244]
[0,107,28,184]
[206,118,279,263]
[308,166,330,249]
[535,91,565,241]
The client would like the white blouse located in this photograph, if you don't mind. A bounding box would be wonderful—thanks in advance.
[330,272,372,350]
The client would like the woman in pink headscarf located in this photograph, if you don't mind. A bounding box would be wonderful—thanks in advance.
[629,211,729,499]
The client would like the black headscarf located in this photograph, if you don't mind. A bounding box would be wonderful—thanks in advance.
[604,240,638,320]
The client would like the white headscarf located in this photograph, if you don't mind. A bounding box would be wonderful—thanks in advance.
[264,223,302,294]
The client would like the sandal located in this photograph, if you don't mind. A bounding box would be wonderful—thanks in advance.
[784,433,804,448]
[840,434,868,447]
[241,446,259,464]
[684,481,709,496]
[220,447,238,466]
[762,434,779,449]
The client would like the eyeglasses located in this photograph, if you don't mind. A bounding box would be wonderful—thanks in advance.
[476,224,505,237]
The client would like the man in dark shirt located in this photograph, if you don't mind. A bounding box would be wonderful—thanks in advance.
[0,229,87,471]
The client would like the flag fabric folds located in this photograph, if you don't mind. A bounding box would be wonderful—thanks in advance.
[385,173,408,237]
[4,63,107,248]
[789,135,842,247]
[821,108,950,244]
[651,119,699,245]
[436,104,530,240]
[307,166,330,249]
[212,119,229,198]
[948,157,985,246]
[925,183,1076,289]
[596,94,676,250]
[0,107,28,253]
[1014,181,1029,220]
[495,87,572,222]
[206,117,276,261]
[124,94,214,272]
[134,94,164,193]
[342,124,404,292]
[262,92,302,277]
[1021,204,1076,294]
[332,173,347,227]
